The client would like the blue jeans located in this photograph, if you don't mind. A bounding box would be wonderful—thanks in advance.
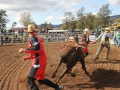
[116,38,120,46]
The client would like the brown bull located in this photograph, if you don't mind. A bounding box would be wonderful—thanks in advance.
[51,36,89,84]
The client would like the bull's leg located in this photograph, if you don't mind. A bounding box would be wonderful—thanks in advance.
[55,67,69,84]
[51,60,62,78]
[55,63,75,84]
[79,58,89,76]
[67,67,76,77]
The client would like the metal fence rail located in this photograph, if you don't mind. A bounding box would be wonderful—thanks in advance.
[0,31,97,45]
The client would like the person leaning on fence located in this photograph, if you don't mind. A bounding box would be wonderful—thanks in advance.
[18,24,63,90]
[94,27,113,61]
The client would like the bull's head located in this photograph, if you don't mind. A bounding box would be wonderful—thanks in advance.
[64,36,85,49]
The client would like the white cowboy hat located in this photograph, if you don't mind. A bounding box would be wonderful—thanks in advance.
[83,28,89,32]
[68,36,75,40]
[24,24,38,32]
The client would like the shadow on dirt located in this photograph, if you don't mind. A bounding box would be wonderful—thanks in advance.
[90,69,120,89]
[94,59,120,64]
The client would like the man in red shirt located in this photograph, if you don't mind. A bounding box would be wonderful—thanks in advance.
[19,24,63,90]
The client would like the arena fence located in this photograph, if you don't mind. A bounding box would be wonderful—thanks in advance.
[0,31,102,45]
[0,32,82,44]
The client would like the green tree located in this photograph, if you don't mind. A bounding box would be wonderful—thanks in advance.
[12,22,17,27]
[40,21,47,29]
[76,7,85,29]
[61,24,68,30]
[19,11,33,27]
[30,21,38,28]
[93,17,100,29]
[115,18,120,22]
[85,12,95,29]
[62,11,75,30]
[70,21,77,30]
[0,9,9,33]
[97,4,112,27]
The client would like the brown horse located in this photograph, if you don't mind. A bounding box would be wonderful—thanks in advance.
[51,36,89,84]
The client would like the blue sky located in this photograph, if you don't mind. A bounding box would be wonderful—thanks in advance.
[0,0,120,29]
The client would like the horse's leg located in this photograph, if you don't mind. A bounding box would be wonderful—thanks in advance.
[79,57,89,76]
[51,58,62,78]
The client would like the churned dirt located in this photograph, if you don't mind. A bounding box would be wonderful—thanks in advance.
[0,42,120,90]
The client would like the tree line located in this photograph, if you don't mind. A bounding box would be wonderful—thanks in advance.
[0,3,120,32]
[61,4,113,30]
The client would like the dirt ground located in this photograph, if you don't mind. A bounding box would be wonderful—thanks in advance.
[0,42,120,90]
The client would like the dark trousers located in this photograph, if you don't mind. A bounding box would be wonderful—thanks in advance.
[28,77,59,90]
[27,66,59,90]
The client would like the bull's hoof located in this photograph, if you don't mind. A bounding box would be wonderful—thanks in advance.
[84,72,90,76]
[85,72,90,76]
[70,73,76,77]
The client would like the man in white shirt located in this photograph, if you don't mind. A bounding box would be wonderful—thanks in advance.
[94,27,113,61]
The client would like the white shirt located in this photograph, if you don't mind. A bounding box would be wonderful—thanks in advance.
[96,31,113,41]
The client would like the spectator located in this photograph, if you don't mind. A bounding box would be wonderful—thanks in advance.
[4,36,8,45]
[114,29,120,47]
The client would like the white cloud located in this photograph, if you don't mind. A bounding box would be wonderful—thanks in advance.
[45,16,54,21]
[90,5,101,9]
[0,0,86,14]
[56,17,64,21]
[0,0,88,25]
[93,11,99,15]
[68,8,77,13]
[108,0,120,5]
[15,13,21,22]
[7,11,16,15]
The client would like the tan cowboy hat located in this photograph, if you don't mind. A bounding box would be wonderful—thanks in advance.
[105,27,110,31]
[24,24,38,32]
[83,28,89,32]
